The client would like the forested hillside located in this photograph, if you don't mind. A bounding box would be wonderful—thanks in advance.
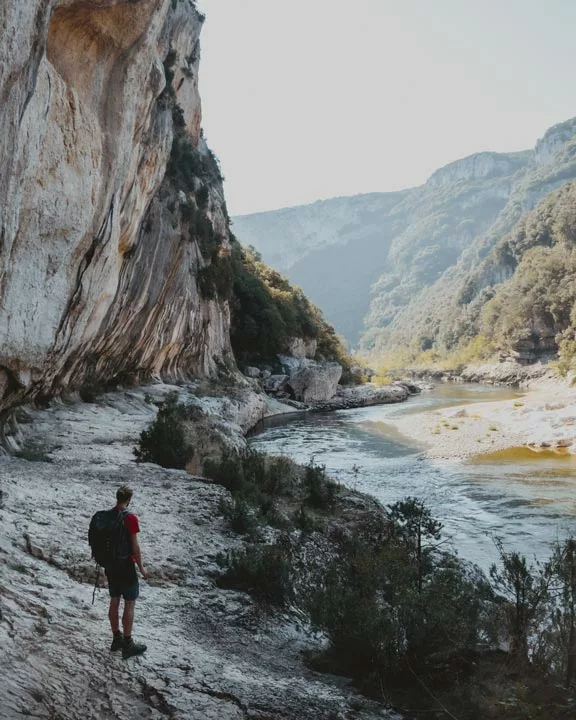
[233,118,576,358]
[463,181,576,368]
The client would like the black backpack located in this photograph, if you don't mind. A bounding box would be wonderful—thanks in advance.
[88,508,131,568]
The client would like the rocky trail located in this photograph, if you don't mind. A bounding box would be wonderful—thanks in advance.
[0,387,396,720]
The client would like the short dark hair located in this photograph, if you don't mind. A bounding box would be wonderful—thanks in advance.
[116,485,133,504]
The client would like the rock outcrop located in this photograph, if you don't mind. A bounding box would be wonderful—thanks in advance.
[311,383,409,411]
[425,151,530,188]
[281,336,318,359]
[0,0,234,412]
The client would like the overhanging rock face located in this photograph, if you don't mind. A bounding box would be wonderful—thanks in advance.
[0,0,234,411]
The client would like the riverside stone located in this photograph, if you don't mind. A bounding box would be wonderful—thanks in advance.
[311,383,408,411]
[264,374,289,393]
[287,363,342,403]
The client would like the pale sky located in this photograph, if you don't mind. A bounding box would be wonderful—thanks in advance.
[196,0,576,216]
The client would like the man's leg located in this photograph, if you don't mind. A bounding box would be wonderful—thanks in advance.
[108,596,121,633]
[122,600,135,638]
[121,587,146,659]
[108,596,125,651]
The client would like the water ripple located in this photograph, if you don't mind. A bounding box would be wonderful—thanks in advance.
[251,386,576,571]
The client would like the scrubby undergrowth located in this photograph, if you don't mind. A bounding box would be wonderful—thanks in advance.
[205,449,576,719]
[134,392,197,469]
[134,399,576,717]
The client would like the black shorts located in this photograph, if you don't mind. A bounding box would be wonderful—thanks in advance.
[105,560,139,601]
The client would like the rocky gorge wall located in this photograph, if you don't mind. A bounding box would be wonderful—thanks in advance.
[0,0,234,412]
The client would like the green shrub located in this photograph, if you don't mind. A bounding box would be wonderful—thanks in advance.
[303,462,337,510]
[204,453,247,493]
[218,496,259,536]
[489,539,551,664]
[293,505,324,534]
[206,450,295,532]
[306,498,493,687]
[204,449,293,501]
[258,496,292,530]
[217,538,293,606]
[133,392,195,469]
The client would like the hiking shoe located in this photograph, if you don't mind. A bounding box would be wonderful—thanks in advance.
[110,634,125,652]
[122,639,147,660]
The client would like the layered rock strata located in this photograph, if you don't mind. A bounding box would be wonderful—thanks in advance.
[0,0,234,412]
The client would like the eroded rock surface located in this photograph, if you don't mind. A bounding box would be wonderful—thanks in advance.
[0,0,233,411]
[0,389,397,720]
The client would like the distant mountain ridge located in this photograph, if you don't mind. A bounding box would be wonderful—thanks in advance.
[232,117,576,351]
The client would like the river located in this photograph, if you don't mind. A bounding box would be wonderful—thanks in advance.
[250,384,576,571]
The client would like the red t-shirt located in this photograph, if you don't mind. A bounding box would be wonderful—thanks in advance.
[124,513,140,535]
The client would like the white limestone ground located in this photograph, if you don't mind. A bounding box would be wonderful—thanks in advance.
[0,386,398,720]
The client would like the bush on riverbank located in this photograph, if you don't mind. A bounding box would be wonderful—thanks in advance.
[370,333,498,378]
[209,446,576,717]
[305,500,495,690]
[205,450,338,534]
[216,537,294,606]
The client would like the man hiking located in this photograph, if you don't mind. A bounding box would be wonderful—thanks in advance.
[90,485,149,659]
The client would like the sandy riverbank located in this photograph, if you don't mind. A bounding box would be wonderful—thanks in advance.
[387,381,576,461]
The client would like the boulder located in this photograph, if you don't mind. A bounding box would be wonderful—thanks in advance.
[312,383,409,410]
[350,365,375,382]
[287,363,342,403]
[277,354,305,374]
[264,374,289,393]
[244,366,261,379]
[394,380,422,395]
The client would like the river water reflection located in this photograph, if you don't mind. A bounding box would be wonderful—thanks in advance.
[249,384,576,571]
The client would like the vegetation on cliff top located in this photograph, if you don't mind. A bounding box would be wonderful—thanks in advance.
[478,181,576,370]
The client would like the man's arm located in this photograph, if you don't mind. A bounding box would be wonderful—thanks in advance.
[130,533,148,580]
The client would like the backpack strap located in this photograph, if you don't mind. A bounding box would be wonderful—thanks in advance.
[115,508,131,560]
[92,565,100,605]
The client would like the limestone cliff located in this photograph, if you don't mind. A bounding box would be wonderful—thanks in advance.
[425,150,530,188]
[0,0,234,412]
